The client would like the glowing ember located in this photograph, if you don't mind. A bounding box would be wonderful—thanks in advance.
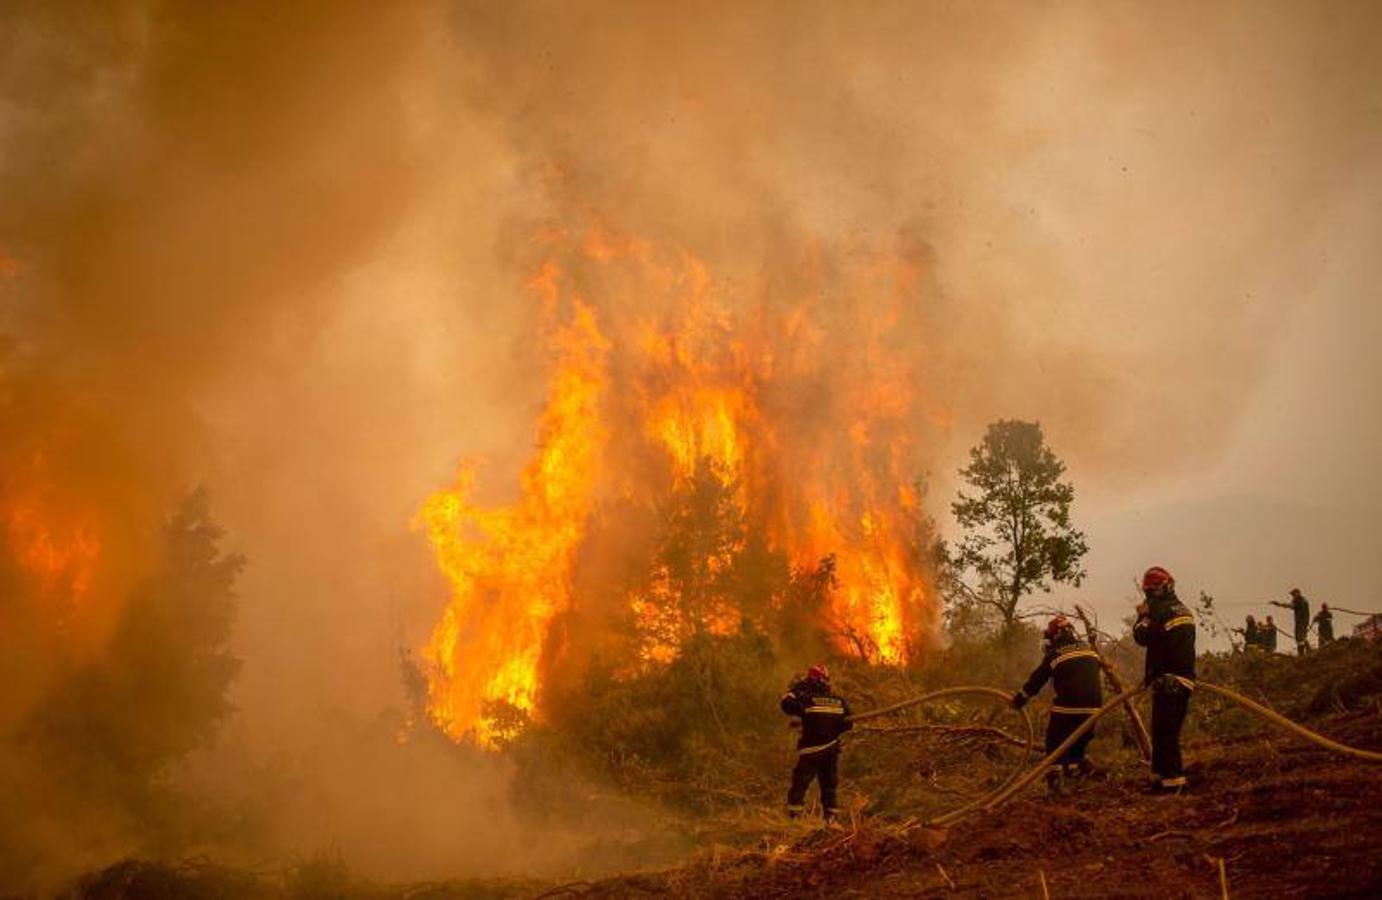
[3,495,101,604]
[420,222,934,745]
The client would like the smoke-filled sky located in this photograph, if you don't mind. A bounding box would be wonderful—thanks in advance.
[2,0,1380,869]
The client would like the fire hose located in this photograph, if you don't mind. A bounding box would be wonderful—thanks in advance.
[844,681,1382,828]
[845,686,1039,825]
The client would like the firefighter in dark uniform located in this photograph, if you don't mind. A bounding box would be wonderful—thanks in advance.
[1272,588,1311,655]
[1262,615,1279,653]
[1314,603,1335,645]
[1011,615,1103,791]
[1133,566,1196,794]
[1233,615,1261,651]
[781,664,852,820]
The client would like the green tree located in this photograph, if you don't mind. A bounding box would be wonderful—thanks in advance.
[949,420,1087,629]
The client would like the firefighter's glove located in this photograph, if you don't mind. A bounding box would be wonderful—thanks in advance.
[1011,691,1028,710]
[1153,673,1186,695]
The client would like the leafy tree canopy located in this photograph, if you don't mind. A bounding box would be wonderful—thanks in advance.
[949,419,1087,629]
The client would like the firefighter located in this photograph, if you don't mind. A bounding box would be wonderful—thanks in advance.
[780,664,852,820]
[1233,615,1261,651]
[1262,615,1279,653]
[1272,588,1311,655]
[1314,603,1335,645]
[1133,566,1196,794]
[1011,615,1103,792]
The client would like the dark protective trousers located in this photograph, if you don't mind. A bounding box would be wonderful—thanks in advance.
[787,748,840,815]
[1151,687,1191,785]
[1046,712,1095,767]
[1295,626,1309,656]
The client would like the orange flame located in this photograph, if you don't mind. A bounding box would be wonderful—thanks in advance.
[2,491,101,608]
[419,264,609,745]
[420,223,934,744]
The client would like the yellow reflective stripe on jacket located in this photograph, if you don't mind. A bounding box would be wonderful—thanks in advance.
[798,739,840,755]
[1165,615,1194,631]
[804,706,846,714]
[1052,648,1099,669]
[1050,705,1100,715]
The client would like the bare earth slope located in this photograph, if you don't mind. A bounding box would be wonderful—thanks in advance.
[580,708,1382,899]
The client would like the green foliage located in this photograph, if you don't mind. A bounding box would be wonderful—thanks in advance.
[776,554,846,664]
[918,621,1045,691]
[638,458,751,652]
[523,627,791,814]
[949,420,1087,628]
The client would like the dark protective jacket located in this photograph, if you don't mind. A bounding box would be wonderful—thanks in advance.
[1133,591,1197,686]
[1016,634,1104,714]
[1315,608,1335,642]
[1262,622,1279,652]
[781,677,852,755]
[1291,594,1310,635]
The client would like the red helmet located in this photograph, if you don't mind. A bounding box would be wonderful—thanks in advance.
[1044,615,1073,641]
[1141,566,1175,594]
[807,664,830,683]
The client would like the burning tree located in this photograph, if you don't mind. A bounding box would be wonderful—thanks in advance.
[418,221,940,746]
[948,419,1087,630]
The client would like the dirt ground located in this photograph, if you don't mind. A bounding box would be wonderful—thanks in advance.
[36,655,1382,900]
[572,708,1382,899]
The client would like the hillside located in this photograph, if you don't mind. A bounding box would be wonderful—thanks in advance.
[34,641,1382,900]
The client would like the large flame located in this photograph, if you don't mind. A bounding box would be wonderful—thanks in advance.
[418,263,609,745]
[420,223,935,744]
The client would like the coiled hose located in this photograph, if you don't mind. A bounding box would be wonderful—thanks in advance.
[846,680,1382,828]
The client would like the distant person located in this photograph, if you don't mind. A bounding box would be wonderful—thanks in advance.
[1233,615,1261,651]
[780,664,851,821]
[1271,589,1311,655]
[1262,615,1279,653]
[1011,615,1104,792]
[1133,566,1196,794]
[1314,603,1335,645]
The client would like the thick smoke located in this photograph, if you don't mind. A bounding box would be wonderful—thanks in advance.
[1,0,1379,887]
[443,0,1382,480]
